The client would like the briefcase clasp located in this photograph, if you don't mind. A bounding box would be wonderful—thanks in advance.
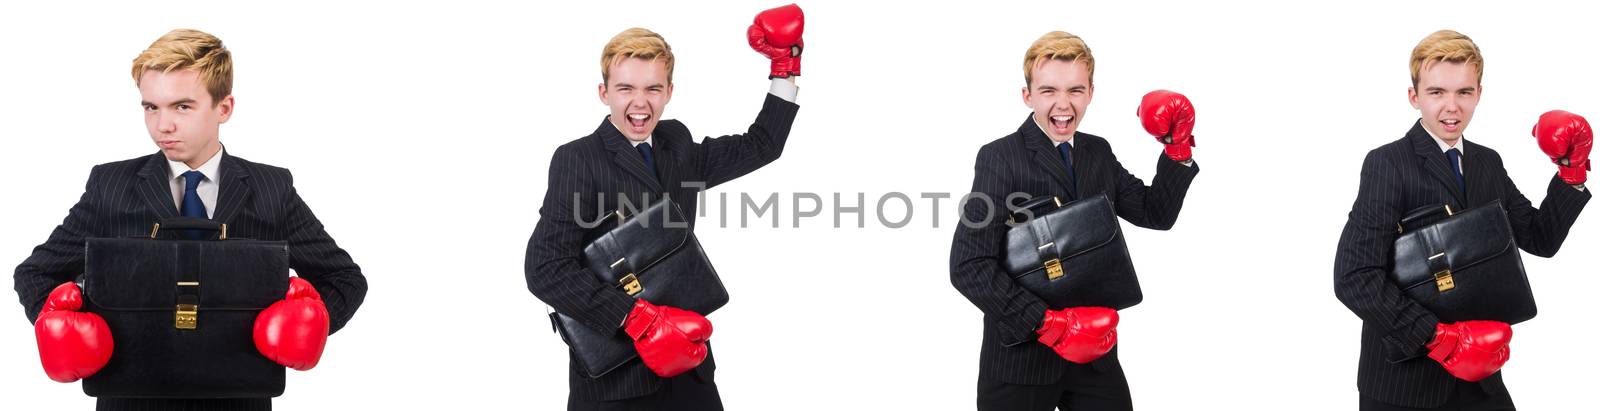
[619,273,643,296]
[1044,258,1065,280]
[175,303,198,330]
[1433,269,1455,292]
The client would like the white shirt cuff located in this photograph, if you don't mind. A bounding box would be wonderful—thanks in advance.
[769,77,798,103]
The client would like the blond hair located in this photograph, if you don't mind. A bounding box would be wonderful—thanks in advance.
[1410,30,1483,87]
[131,29,232,105]
[1023,31,1095,86]
[601,28,675,84]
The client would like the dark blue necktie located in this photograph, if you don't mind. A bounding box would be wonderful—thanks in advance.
[1058,142,1077,193]
[179,171,207,239]
[637,142,658,180]
[1446,148,1465,195]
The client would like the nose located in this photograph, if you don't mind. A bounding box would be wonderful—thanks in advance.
[156,111,177,134]
[1443,95,1461,114]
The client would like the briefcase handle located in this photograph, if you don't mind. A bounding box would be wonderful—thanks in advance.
[1397,203,1454,234]
[1008,195,1063,225]
[149,217,228,240]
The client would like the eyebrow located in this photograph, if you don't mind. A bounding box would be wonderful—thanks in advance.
[1424,86,1476,92]
[141,98,198,107]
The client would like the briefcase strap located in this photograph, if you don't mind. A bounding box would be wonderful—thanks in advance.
[594,237,645,297]
[1415,229,1456,293]
[175,245,202,330]
[1026,217,1065,281]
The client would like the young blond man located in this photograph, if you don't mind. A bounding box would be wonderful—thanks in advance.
[949,31,1202,411]
[524,5,804,410]
[1333,30,1592,411]
[16,29,367,411]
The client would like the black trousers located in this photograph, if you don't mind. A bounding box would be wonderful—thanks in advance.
[977,360,1132,411]
[568,373,722,411]
[1360,381,1515,411]
[97,398,271,411]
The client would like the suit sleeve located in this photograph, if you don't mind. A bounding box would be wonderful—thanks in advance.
[950,145,1049,346]
[525,145,636,333]
[13,166,102,324]
[1500,174,1590,257]
[1333,151,1438,362]
[697,93,800,189]
[1111,153,1200,230]
[279,171,368,335]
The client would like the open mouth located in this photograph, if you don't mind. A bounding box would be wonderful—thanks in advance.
[1440,119,1462,132]
[627,113,651,129]
[1049,114,1075,133]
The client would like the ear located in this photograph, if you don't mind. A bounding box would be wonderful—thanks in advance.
[1020,86,1032,109]
[215,95,235,124]
[663,82,674,106]
[1407,87,1420,110]
[597,82,608,105]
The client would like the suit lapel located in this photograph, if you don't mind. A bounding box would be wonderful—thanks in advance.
[1407,121,1466,206]
[212,152,253,224]
[1461,139,1495,207]
[596,117,664,192]
[1019,117,1077,200]
[653,125,684,197]
[133,152,179,219]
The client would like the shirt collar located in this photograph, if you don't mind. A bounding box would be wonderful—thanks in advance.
[168,146,224,183]
[1423,126,1464,155]
[1032,118,1073,147]
[628,135,654,148]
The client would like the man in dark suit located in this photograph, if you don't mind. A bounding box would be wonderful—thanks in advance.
[949,31,1200,411]
[524,16,802,411]
[13,29,367,411]
[1333,30,1591,411]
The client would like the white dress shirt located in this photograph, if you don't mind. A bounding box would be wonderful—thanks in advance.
[166,147,222,218]
[1424,127,1465,175]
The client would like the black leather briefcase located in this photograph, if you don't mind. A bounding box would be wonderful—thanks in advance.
[1004,194,1142,311]
[81,218,289,398]
[550,200,728,378]
[1390,201,1535,324]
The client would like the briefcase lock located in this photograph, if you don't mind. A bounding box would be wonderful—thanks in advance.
[1044,258,1065,280]
[1433,269,1455,292]
[175,304,198,330]
[619,273,643,296]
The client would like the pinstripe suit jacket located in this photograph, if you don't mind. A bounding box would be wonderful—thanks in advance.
[950,115,1199,384]
[525,93,798,401]
[1333,120,1590,408]
[13,150,368,410]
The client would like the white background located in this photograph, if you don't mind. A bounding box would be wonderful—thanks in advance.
[1,1,1596,409]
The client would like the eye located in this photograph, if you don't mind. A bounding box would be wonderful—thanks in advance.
[143,105,157,113]
[177,104,192,112]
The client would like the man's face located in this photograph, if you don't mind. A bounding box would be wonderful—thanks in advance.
[598,57,673,141]
[140,69,231,168]
[1409,61,1481,144]
[1023,59,1094,142]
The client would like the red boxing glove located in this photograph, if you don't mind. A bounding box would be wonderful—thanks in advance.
[1426,321,1511,382]
[624,299,712,378]
[35,282,113,383]
[1137,90,1197,162]
[1035,307,1118,364]
[1532,110,1593,185]
[253,276,330,371]
[748,4,804,78]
